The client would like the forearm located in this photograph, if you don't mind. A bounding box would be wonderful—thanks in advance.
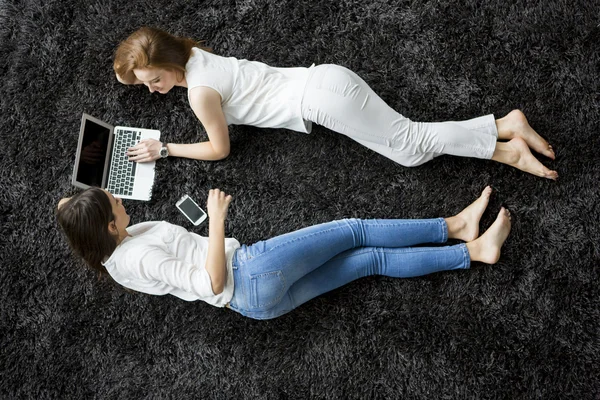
[205,217,228,294]
[167,142,229,161]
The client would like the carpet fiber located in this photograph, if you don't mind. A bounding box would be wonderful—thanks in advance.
[1,0,599,398]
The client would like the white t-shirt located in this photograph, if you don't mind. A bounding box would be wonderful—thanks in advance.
[185,47,313,133]
[102,221,240,307]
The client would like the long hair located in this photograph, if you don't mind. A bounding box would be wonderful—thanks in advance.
[113,27,211,83]
[56,188,117,275]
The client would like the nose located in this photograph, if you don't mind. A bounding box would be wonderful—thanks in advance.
[144,82,155,93]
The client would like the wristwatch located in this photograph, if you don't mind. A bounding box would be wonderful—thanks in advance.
[159,144,169,158]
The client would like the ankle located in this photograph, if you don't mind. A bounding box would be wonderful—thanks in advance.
[496,117,515,140]
[492,142,518,165]
[466,240,479,262]
[444,216,465,240]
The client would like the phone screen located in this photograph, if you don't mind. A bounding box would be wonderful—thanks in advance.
[178,197,205,222]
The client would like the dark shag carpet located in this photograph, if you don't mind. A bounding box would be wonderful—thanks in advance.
[1,0,599,398]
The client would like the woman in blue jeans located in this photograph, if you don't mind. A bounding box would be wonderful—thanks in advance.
[57,186,511,320]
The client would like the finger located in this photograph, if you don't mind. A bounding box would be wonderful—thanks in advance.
[126,146,145,154]
[131,153,157,162]
[128,153,149,161]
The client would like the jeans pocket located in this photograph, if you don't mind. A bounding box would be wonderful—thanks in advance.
[249,270,285,310]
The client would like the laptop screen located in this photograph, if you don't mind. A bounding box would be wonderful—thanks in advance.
[75,119,111,187]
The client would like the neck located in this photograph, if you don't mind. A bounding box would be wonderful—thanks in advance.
[115,229,130,246]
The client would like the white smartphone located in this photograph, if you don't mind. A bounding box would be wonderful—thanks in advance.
[176,194,207,226]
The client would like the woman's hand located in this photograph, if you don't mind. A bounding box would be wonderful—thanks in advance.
[127,139,163,163]
[207,189,233,221]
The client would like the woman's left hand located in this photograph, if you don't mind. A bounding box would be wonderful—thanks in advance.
[207,189,233,221]
[127,139,163,163]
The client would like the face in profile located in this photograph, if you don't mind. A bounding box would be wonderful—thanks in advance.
[104,190,131,232]
[133,67,180,94]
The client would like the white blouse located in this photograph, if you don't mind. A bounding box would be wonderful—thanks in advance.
[185,47,313,133]
[103,221,240,307]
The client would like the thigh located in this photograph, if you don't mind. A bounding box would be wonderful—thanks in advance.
[302,64,411,147]
[241,219,360,285]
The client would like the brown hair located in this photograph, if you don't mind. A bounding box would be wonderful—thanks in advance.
[113,27,211,83]
[56,188,117,275]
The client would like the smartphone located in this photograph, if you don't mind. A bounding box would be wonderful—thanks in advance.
[176,194,207,226]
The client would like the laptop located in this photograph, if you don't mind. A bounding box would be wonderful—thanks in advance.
[71,113,160,201]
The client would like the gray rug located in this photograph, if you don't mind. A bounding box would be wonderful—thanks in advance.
[1,0,598,398]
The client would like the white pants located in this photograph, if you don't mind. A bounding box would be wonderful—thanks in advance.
[300,64,498,167]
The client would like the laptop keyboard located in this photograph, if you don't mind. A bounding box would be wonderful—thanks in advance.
[107,129,142,196]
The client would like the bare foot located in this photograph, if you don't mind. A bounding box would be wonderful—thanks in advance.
[446,186,493,242]
[466,207,512,264]
[492,137,559,180]
[496,110,555,159]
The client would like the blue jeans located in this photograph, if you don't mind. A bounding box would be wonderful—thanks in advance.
[228,218,470,320]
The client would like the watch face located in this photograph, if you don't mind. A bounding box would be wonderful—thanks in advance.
[160,147,168,157]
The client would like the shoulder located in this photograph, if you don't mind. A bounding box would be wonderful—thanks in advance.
[111,222,172,261]
[185,47,229,75]
[189,86,222,107]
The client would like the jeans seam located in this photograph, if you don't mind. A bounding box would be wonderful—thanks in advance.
[461,244,471,269]
[248,219,443,261]
[439,218,448,243]
[250,270,286,308]
[329,245,455,262]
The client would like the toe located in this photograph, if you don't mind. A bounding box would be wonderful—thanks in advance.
[545,170,559,180]
[544,146,556,160]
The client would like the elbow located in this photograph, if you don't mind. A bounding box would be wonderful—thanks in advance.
[214,148,230,160]
[212,282,225,295]
[211,276,226,295]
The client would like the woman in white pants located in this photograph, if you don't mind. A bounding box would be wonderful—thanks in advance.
[115,27,557,180]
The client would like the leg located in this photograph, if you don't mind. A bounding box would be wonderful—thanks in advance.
[229,188,496,319]
[282,244,470,315]
[239,217,449,286]
[280,206,511,316]
[301,65,498,166]
[240,185,492,288]
[230,217,449,319]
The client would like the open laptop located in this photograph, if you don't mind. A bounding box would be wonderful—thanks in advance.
[71,113,160,201]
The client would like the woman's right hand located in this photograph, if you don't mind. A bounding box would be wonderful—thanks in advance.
[206,189,233,221]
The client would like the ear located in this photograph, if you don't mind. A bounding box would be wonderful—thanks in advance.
[57,197,71,210]
[107,220,119,236]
